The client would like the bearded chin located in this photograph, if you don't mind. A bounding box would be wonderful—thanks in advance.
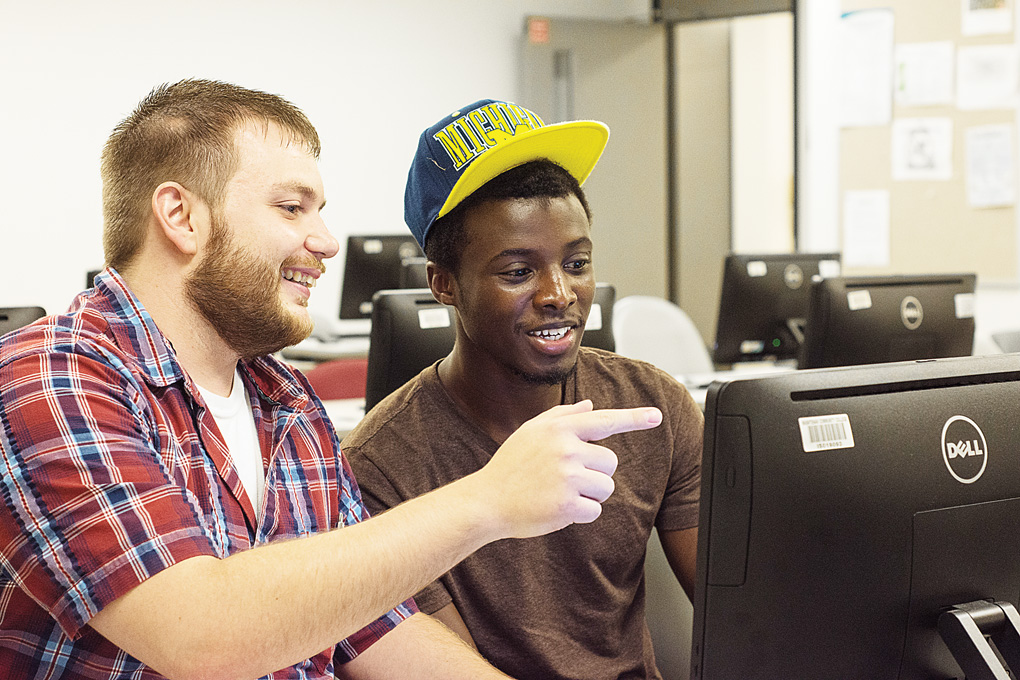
[510,361,577,386]
[185,223,312,361]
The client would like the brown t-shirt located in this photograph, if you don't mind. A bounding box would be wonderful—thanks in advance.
[343,348,703,680]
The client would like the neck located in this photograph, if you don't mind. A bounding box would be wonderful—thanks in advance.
[120,265,239,397]
[437,346,566,444]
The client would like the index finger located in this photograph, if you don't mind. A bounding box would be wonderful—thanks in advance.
[564,407,663,442]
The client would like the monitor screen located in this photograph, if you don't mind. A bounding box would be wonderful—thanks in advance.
[692,353,1020,679]
[338,235,424,320]
[713,252,842,364]
[798,273,976,369]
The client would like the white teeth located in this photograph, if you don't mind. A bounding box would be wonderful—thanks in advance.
[530,327,569,340]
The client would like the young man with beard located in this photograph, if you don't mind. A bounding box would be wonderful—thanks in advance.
[0,81,664,680]
[343,100,703,680]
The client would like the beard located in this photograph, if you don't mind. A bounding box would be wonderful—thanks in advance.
[508,359,578,386]
[184,213,316,361]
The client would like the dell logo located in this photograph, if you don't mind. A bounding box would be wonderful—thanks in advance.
[784,264,804,290]
[945,440,985,458]
[901,296,923,330]
[941,415,988,484]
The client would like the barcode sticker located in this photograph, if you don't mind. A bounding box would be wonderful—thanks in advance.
[418,308,451,329]
[847,290,872,311]
[954,293,975,319]
[747,260,768,277]
[799,414,855,452]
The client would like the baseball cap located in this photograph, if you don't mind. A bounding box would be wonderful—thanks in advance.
[404,99,610,250]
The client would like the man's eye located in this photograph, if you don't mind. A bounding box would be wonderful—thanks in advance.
[503,268,531,278]
[280,204,301,215]
[567,259,590,271]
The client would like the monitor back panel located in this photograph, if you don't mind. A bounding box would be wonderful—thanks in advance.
[799,273,976,369]
[713,253,841,364]
[339,235,423,320]
[692,354,1020,679]
[364,289,455,410]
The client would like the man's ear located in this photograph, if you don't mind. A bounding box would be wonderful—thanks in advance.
[427,261,458,307]
[152,182,204,256]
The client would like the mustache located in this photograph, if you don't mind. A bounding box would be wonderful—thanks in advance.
[282,256,326,275]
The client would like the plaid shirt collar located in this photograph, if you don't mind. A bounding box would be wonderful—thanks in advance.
[88,267,311,412]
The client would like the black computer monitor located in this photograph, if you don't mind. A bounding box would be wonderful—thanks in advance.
[798,273,976,369]
[338,235,424,320]
[692,353,1020,679]
[364,288,455,411]
[713,252,842,364]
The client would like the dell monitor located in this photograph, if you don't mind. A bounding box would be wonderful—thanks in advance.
[713,252,842,365]
[338,234,424,326]
[692,353,1020,679]
[798,273,976,369]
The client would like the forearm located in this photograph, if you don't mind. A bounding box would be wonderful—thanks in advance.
[337,613,509,679]
[90,474,499,680]
[89,401,660,679]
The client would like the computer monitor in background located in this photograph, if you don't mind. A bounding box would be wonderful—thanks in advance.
[364,288,455,411]
[798,273,976,369]
[692,353,1020,679]
[338,235,424,333]
[712,252,841,365]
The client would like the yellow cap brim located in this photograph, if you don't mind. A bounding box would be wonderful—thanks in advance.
[436,119,610,221]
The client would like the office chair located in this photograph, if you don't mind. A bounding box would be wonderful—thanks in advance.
[0,307,46,337]
[644,531,693,680]
[304,357,369,400]
[364,289,456,411]
[612,296,713,376]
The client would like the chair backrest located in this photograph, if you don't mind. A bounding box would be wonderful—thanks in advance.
[304,357,369,401]
[612,295,713,376]
[0,307,46,337]
[365,289,456,411]
[992,329,1020,354]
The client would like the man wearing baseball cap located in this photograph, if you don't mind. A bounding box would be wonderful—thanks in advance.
[344,100,703,679]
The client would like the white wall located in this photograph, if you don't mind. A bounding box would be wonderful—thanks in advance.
[0,0,650,320]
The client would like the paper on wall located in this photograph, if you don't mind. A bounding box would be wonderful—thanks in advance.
[961,0,1012,36]
[966,124,1016,208]
[838,9,894,128]
[891,118,954,181]
[894,42,955,107]
[842,190,891,268]
[957,44,1019,110]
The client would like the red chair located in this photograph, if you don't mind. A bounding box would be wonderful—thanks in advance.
[304,357,368,400]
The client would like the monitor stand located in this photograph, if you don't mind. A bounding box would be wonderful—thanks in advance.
[939,599,1020,680]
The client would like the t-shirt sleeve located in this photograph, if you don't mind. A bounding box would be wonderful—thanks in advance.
[655,374,704,531]
[0,351,218,639]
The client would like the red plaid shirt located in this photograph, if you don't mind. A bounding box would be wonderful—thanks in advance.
[0,269,416,679]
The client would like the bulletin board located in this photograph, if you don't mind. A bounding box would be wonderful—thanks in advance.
[839,0,1019,284]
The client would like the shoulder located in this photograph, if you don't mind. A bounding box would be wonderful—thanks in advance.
[342,367,439,456]
[0,307,140,391]
[576,348,688,399]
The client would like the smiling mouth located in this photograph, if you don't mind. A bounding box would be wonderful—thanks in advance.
[282,268,317,289]
[528,326,571,341]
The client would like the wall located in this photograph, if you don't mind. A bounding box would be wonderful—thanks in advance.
[0,0,651,321]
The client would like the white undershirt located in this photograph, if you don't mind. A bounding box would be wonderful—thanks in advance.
[196,369,265,515]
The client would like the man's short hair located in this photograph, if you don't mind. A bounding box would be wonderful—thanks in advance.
[100,79,321,269]
[424,159,592,275]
